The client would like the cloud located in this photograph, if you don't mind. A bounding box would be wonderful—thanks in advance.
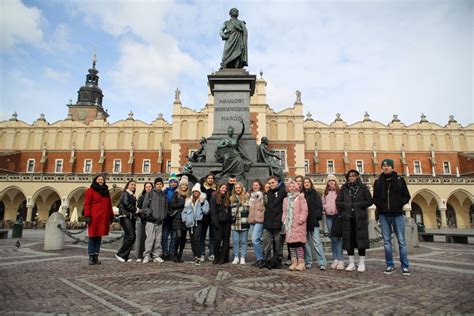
[0,0,45,52]
[43,67,71,81]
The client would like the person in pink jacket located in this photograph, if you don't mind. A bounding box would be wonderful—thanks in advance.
[323,174,344,270]
[282,180,308,271]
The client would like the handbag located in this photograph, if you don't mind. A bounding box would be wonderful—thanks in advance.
[330,214,343,237]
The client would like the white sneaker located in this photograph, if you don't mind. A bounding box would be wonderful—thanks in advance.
[345,263,356,271]
[115,254,125,263]
[136,258,142,263]
[208,255,215,261]
[232,257,239,264]
[153,257,164,263]
[240,257,246,265]
[200,255,205,262]
[143,257,150,264]
[126,258,133,263]
[357,264,366,272]
[330,260,338,269]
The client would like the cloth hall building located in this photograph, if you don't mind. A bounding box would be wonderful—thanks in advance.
[0,61,473,231]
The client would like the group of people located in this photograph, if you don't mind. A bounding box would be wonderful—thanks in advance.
[83,158,411,276]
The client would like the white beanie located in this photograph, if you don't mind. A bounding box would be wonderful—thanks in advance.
[179,175,189,186]
[191,183,201,193]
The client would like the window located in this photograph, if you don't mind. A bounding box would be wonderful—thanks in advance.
[84,159,92,173]
[142,159,151,174]
[356,160,364,174]
[443,161,451,175]
[166,160,171,173]
[304,160,310,174]
[26,159,35,173]
[113,159,122,173]
[274,150,286,170]
[413,160,422,175]
[55,159,63,173]
[327,160,334,174]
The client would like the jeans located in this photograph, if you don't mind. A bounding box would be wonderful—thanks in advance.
[117,217,136,260]
[379,214,409,269]
[325,216,344,261]
[232,230,249,258]
[304,227,327,266]
[88,236,101,255]
[200,217,215,257]
[251,223,264,261]
[161,217,176,255]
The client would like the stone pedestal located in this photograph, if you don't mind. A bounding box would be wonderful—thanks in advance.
[190,69,270,187]
[44,212,65,251]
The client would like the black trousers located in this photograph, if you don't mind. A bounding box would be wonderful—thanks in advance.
[174,228,187,259]
[136,220,146,260]
[213,222,231,264]
[117,217,136,260]
[262,228,283,266]
[189,222,203,258]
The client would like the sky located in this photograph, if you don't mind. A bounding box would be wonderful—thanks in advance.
[0,0,472,127]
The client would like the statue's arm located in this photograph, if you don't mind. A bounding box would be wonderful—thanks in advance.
[219,22,228,40]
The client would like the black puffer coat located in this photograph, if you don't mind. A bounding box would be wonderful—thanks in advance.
[170,191,187,231]
[119,191,137,219]
[336,183,372,250]
[304,188,323,230]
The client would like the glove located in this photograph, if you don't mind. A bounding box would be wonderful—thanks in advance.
[84,216,91,224]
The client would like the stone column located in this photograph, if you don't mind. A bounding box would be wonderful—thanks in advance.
[403,204,412,218]
[368,204,376,221]
[26,205,34,223]
[439,207,448,228]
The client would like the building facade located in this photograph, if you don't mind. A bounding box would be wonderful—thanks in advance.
[1,62,473,230]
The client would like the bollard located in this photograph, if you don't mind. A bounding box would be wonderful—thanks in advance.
[44,212,65,251]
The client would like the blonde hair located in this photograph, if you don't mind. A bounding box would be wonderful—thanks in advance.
[230,182,246,204]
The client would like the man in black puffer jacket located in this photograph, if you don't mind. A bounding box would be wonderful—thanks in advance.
[262,176,287,269]
[373,159,411,276]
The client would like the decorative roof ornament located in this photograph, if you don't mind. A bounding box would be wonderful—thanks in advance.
[335,113,343,121]
[157,113,164,120]
[392,114,400,122]
[175,88,181,102]
[38,113,46,121]
[66,112,73,120]
[92,53,97,69]
[10,112,18,121]
[363,111,371,122]
[448,115,457,123]
[295,90,302,103]
[127,111,134,120]
[96,111,103,119]
[259,69,263,79]
[68,99,73,106]
[420,113,428,123]
[306,111,313,121]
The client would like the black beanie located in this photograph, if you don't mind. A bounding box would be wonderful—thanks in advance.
[154,177,164,185]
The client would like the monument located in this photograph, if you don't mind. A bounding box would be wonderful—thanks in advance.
[185,8,283,187]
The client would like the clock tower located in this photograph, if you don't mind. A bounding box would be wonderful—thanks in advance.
[68,54,109,124]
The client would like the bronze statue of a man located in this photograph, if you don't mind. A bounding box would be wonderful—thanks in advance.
[220,8,248,69]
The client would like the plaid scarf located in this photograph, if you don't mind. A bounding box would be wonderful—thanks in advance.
[285,192,296,239]
[346,178,362,200]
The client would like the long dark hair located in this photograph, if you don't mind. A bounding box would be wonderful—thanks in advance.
[140,182,153,196]
[124,179,136,193]
[303,177,315,192]
[215,183,229,208]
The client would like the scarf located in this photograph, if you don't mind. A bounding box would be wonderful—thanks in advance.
[285,192,296,239]
[91,182,109,196]
[346,178,362,200]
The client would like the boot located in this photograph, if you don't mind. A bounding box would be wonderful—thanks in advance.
[295,259,306,271]
[289,258,298,271]
[94,254,101,265]
[88,255,96,265]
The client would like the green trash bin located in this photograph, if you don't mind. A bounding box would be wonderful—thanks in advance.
[12,220,23,238]
[417,222,425,233]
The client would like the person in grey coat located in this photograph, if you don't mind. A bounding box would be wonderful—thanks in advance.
[142,177,168,263]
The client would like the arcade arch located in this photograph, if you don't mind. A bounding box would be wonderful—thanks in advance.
[0,186,27,221]
[31,187,61,221]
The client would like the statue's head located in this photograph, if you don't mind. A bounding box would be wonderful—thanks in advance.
[227,125,234,136]
[229,8,239,18]
[261,137,269,144]
[200,137,207,145]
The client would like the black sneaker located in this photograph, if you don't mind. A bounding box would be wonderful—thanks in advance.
[384,267,395,275]
[402,268,411,276]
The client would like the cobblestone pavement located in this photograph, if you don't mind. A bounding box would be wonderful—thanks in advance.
[0,230,473,315]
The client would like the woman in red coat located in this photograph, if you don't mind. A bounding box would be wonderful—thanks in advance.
[83,175,114,265]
